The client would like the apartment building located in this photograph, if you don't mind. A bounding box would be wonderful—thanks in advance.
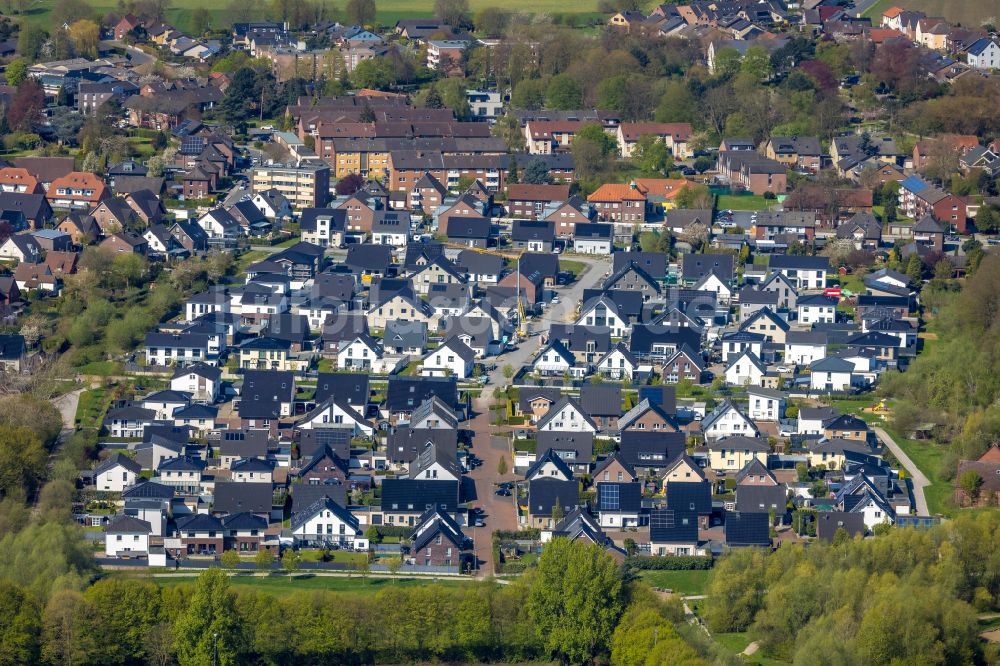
[251,163,331,209]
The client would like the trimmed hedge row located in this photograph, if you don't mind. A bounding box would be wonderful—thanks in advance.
[625,555,713,570]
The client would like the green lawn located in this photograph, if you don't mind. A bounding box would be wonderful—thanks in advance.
[717,194,771,212]
[882,426,952,516]
[75,387,111,431]
[639,569,711,596]
[75,360,123,376]
[154,573,472,596]
[559,259,587,278]
[714,633,788,665]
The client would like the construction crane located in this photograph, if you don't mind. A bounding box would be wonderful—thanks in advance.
[443,242,529,338]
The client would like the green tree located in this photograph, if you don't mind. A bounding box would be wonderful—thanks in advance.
[546,74,582,110]
[254,548,274,571]
[497,456,508,476]
[510,79,546,110]
[281,549,301,578]
[740,46,773,81]
[386,555,402,578]
[905,253,923,285]
[220,549,241,569]
[631,135,672,175]
[4,59,27,87]
[522,158,551,184]
[958,469,983,503]
[345,0,375,25]
[173,569,242,666]
[435,0,471,28]
[713,47,742,77]
[190,7,211,34]
[526,539,624,663]
[474,6,509,37]
[0,581,41,666]
[502,364,514,380]
[654,79,696,124]
[16,25,46,62]
[42,589,94,666]
[84,577,162,665]
[611,604,705,666]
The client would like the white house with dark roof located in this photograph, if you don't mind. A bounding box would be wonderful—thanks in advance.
[421,337,475,379]
[701,400,759,440]
[537,396,598,433]
[105,514,152,557]
[291,497,368,549]
[809,357,855,392]
[784,331,827,367]
[95,453,142,492]
[724,350,766,387]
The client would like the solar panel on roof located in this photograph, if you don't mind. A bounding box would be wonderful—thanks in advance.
[650,509,675,529]
[599,484,619,511]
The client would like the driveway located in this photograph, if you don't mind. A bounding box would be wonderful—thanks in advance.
[874,426,930,515]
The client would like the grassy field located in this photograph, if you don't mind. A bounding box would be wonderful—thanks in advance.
[713,633,788,665]
[638,569,711,596]
[559,259,587,278]
[15,0,604,33]
[75,387,112,431]
[717,194,771,211]
[882,426,953,515]
[861,0,996,29]
[153,573,472,596]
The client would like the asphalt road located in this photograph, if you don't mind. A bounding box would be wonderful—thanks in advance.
[874,426,930,515]
[102,40,155,66]
[465,253,612,575]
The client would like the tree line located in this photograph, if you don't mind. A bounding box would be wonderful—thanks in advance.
[0,538,714,666]
[882,252,1000,482]
[703,513,1000,664]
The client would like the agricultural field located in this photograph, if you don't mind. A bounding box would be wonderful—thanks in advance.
[861,0,998,29]
[12,0,605,33]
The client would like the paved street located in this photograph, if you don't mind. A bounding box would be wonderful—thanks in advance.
[465,253,612,575]
[874,426,930,515]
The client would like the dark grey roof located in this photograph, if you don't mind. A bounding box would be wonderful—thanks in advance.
[291,496,359,532]
[666,480,712,515]
[613,251,667,279]
[619,431,686,468]
[385,376,457,413]
[649,508,698,543]
[724,511,771,547]
[816,511,865,542]
[411,508,466,551]
[345,244,393,272]
[683,253,733,282]
[212,482,273,514]
[579,384,621,418]
[380,479,459,513]
[106,514,153,534]
[95,452,142,475]
[769,254,829,270]
[238,370,294,419]
[221,511,268,532]
[315,372,369,406]
[525,448,575,480]
[536,431,593,462]
[596,481,642,513]
[527,477,579,517]
[219,429,270,458]
[447,216,491,239]
[735,484,787,513]
[122,480,174,499]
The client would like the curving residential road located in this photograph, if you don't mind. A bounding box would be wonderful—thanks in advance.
[874,426,930,515]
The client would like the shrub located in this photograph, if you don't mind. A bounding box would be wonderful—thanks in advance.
[625,555,714,570]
